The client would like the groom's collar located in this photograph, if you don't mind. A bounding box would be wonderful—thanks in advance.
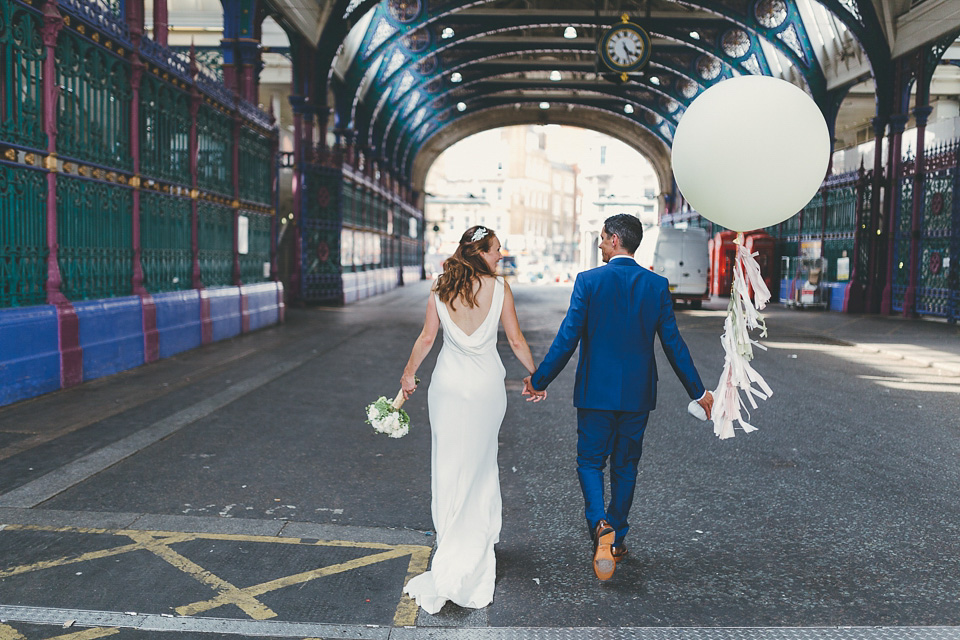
[607,255,638,266]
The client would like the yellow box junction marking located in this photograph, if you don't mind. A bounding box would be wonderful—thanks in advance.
[0,623,118,640]
[0,524,432,627]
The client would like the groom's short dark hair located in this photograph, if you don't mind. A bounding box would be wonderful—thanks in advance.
[603,214,643,254]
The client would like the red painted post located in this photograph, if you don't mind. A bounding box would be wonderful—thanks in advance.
[233,113,242,287]
[240,40,259,103]
[188,84,202,288]
[303,104,315,164]
[188,51,212,343]
[317,106,330,163]
[41,0,63,306]
[127,1,159,362]
[153,0,168,46]
[843,161,868,313]
[130,62,146,296]
[288,95,305,302]
[864,117,887,312]
[269,109,280,284]
[879,113,908,315]
[903,104,933,318]
[41,0,83,387]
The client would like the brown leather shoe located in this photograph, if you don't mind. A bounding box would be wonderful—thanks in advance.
[592,520,616,581]
[612,543,628,562]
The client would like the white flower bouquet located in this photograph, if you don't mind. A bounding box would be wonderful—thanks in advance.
[366,378,418,438]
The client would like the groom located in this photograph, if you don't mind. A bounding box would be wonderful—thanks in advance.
[523,214,713,581]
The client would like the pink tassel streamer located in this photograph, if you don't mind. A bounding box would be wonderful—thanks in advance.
[711,235,774,440]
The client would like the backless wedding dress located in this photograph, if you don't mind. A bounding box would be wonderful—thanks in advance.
[403,277,507,614]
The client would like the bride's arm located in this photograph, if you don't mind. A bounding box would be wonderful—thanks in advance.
[500,282,537,377]
[401,293,440,399]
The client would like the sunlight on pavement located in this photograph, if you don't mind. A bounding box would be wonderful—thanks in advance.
[762,341,960,394]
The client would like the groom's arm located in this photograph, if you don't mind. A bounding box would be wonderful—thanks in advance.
[654,281,706,399]
[530,273,589,391]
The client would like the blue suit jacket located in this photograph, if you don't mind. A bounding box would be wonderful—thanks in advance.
[531,257,706,412]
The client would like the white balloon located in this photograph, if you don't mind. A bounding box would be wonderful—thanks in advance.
[671,75,830,232]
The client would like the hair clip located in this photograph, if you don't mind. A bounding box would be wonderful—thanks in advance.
[471,227,488,242]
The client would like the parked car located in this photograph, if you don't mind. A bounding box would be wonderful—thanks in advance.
[635,225,710,308]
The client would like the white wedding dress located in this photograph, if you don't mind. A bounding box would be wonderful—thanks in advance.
[404,277,507,614]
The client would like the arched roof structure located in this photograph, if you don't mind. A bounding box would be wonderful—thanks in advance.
[261,0,960,192]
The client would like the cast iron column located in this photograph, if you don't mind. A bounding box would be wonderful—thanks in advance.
[41,0,64,305]
[127,0,146,295]
[865,117,887,312]
[232,112,242,286]
[189,52,203,289]
[880,113,908,315]
[902,104,933,317]
[152,0,168,45]
[288,95,306,301]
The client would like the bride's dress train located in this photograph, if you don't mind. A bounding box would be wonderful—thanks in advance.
[403,277,507,614]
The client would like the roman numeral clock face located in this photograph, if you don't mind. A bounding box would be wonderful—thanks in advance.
[599,21,651,73]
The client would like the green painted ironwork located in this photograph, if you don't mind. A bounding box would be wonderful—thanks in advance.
[0,0,279,312]
[891,169,913,312]
[0,0,44,149]
[56,175,133,300]
[197,200,234,287]
[140,75,191,184]
[0,163,47,307]
[302,166,342,303]
[781,209,801,235]
[238,128,271,204]
[196,104,233,196]
[821,181,857,281]
[915,156,954,316]
[56,30,131,169]
[239,211,271,282]
[141,191,191,292]
[342,180,359,228]
[854,177,873,288]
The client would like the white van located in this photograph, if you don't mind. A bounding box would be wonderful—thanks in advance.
[635,225,710,308]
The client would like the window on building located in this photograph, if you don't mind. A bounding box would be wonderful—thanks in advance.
[600,146,607,165]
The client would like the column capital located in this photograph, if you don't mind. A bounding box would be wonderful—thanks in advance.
[289,95,314,116]
[871,116,887,137]
[888,113,910,134]
[912,105,933,127]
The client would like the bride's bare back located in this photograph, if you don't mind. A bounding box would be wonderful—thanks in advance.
[444,276,498,336]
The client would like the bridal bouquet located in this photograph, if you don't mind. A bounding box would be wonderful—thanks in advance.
[366,378,418,438]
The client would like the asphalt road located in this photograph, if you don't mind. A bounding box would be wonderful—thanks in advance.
[1,280,959,638]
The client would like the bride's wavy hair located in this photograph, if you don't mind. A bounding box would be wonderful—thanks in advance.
[434,225,497,310]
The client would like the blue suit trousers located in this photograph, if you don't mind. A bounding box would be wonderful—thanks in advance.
[577,408,650,546]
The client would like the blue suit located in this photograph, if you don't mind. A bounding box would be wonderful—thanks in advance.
[531,256,706,545]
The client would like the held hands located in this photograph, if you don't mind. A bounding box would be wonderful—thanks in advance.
[697,390,714,421]
[521,376,547,403]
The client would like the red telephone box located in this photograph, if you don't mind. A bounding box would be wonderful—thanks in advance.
[710,230,776,298]
[709,231,737,296]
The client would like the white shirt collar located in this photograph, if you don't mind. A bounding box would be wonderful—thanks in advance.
[608,255,635,262]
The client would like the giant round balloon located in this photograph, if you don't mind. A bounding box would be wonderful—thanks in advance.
[671,75,830,232]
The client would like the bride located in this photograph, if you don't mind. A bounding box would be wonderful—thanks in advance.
[399,225,546,614]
